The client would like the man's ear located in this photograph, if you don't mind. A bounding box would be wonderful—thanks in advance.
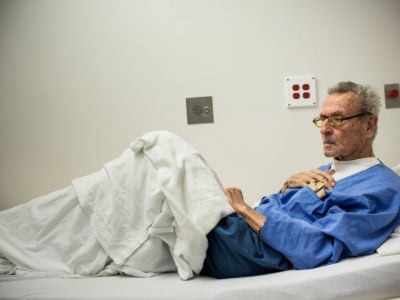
[365,115,378,138]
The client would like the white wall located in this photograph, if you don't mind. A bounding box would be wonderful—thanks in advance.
[0,0,399,210]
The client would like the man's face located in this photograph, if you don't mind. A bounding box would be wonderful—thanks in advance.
[319,92,375,161]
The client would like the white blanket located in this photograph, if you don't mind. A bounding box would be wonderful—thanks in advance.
[72,131,234,280]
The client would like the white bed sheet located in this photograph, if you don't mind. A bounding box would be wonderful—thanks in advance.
[1,252,399,300]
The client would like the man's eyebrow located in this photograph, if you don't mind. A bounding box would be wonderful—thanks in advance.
[320,111,344,117]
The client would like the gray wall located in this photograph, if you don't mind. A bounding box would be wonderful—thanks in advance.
[1,0,399,210]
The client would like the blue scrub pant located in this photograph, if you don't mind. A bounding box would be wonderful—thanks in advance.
[201,214,292,278]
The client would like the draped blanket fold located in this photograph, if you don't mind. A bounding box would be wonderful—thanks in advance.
[72,131,234,280]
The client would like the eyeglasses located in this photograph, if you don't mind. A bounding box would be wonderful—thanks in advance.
[312,112,371,128]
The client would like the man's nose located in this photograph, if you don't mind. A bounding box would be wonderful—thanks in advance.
[320,119,333,134]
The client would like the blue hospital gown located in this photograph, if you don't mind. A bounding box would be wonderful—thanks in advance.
[202,163,400,278]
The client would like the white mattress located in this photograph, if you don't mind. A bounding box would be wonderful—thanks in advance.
[1,252,400,300]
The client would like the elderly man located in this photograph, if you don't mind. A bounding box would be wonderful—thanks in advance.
[1,82,399,280]
[201,81,400,278]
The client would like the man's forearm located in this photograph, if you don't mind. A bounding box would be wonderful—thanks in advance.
[237,205,266,235]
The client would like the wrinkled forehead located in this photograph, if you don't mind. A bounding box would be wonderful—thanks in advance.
[321,92,361,115]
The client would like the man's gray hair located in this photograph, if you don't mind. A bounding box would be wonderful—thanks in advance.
[327,81,382,116]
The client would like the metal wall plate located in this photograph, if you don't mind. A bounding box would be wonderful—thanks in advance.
[384,83,400,109]
[186,96,214,124]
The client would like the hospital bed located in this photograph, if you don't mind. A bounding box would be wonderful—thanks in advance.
[1,164,400,300]
[0,248,400,300]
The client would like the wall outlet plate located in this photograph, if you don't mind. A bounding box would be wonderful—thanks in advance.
[284,76,317,108]
[186,96,214,124]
